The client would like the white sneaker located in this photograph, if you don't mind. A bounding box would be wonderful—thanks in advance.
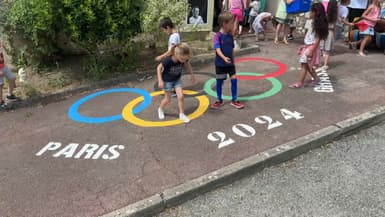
[179,113,190,123]
[158,108,165,120]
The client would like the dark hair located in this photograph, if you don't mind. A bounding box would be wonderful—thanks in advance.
[327,0,338,24]
[218,11,234,27]
[160,17,174,29]
[340,0,350,5]
[311,3,329,40]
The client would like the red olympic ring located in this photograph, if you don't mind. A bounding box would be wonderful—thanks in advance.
[234,57,288,81]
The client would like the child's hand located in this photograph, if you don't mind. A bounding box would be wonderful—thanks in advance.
[158,80,164,89]
[223,56,231,64]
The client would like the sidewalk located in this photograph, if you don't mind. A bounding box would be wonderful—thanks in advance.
[0,34,384,217]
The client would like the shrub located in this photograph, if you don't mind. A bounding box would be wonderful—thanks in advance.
[142,0,190,35]
[4,0,144,66]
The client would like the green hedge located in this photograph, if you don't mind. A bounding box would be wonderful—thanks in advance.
[5,0,143,66]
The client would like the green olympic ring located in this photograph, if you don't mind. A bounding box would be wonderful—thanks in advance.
[203,72,282,101]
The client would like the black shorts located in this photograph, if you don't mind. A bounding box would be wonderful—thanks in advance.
[215,66,236,80]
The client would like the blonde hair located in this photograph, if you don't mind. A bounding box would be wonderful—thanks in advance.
[171,42,192,58]
[218,12,234,27]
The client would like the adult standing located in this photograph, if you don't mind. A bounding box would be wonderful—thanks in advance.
[348,0,369,22]
[274,0,295,45]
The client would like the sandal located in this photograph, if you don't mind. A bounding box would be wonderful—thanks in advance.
[289,82,303,89]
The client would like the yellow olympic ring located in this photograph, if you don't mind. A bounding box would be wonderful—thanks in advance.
[122,90,209,127]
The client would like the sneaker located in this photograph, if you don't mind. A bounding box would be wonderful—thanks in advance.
[158,108,165,120]
[287,34,294,40]
[179,113,190,123]
[6,94,19,101]
[211,101,224,109]
[230,101,244,109]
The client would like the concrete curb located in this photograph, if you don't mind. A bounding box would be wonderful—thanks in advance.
[100,105,385,217]
[5,46,260,111]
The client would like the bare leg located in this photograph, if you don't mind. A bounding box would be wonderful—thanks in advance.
[306,64,319,80]
[8,78,15,96]
[159,91,171,110]
[323,51,330,68]
[299,63,308,84]
[175,87,184,114]
[359,35,371,56]
[283,24,289,44]
[274,23,282,44]
[233,19,239,37]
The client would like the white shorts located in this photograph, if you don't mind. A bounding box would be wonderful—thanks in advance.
[0,66,16,85]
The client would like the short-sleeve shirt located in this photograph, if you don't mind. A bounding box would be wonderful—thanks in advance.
[337,5,349,27]
[161,56,184,82]
[249,1,260,17]
[213,32,234,67]
[168,33,180,51]
[304,20,316,45]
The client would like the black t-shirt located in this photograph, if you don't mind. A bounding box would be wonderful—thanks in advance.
[161,56,184,82]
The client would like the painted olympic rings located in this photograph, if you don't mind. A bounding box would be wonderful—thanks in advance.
[68,88,152,124]
[122,90,209,127]
[235,57,287,80]
[204,72,282,101]
[68,57,288,127]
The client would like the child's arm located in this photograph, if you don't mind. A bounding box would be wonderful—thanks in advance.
[157,63,165,89]
[155,47,174,62]
[216,48,232,64]
[184,61,196,83]
[362,5,380,23]
[342,17,354,26]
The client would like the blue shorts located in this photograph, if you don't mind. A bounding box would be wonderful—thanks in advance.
[360,27,375,36]
[0,66,16,85]
[164,79,182,92]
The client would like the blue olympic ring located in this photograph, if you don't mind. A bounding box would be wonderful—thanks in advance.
[68,88,152,124]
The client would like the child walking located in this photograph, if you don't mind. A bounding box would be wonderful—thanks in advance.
[157,43,196,123]
[290,2,329,88]
[212,12,244,109]
[318,0,338,71]
[335,0,354,41]
[355,0,381,57]
[0,41,18,109]
[274,0,295,45]
[230,0,247,37]
[155,17,181,62]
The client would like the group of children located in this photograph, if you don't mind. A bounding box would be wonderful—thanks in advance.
[155,13,244,123]
[289,0,383,88]
[155,0,383,124]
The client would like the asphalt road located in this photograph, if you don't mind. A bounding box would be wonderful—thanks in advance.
[156,121,385,217]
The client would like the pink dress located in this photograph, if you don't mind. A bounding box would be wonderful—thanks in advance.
[356,6,380,32]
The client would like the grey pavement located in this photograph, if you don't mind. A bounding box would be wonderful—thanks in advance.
[156,121,385,217]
